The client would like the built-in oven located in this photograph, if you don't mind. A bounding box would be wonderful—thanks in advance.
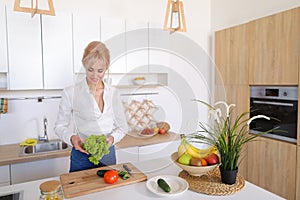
[250,86,298,143]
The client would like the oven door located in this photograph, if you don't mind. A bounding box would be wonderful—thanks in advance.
[250,98,298,143]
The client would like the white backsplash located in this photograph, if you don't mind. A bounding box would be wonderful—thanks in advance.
[0,97,66,145]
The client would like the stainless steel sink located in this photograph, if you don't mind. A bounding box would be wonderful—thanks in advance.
[19,140,71,156]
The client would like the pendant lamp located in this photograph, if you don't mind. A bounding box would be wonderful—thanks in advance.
[163,0,186,32]
[14,0,55,17]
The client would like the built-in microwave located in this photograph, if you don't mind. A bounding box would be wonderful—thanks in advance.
[250,86,298,143]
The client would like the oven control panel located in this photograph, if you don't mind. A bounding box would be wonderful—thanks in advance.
[250,86,298,100]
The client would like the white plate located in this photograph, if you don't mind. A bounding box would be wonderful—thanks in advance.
[146,175,189,196]
[137,131,157,138]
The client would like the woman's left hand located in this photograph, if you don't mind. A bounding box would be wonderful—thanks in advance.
[106,135,114,146]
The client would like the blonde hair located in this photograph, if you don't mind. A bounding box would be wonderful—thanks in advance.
[82,41,110,69]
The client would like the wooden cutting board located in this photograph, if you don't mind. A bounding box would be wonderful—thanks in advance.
[60,162,147,198]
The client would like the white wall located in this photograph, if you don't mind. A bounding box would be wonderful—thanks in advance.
[0,98,61,144]
[211,0,300,31]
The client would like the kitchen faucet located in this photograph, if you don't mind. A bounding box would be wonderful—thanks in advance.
[39,117,49,142]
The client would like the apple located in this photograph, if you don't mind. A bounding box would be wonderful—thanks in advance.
[159,129,166,134]
[205,153,219,165]
[178,153,192,165]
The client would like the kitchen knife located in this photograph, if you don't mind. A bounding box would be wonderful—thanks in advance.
[123,164,134,176]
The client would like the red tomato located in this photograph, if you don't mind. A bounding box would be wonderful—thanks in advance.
[104,170,119,184]
[159,129,166,134]
[205,153,219,165]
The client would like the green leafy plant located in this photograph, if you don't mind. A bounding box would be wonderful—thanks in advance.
[83,134,110,165]
[188,100,272,171]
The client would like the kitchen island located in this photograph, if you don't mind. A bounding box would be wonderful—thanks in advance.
[0,156,285,200]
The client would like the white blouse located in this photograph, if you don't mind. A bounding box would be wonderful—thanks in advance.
[54,77,128,146]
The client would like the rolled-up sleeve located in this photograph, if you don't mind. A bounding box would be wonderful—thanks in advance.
[54,89,75,146]
[110,89,128,144]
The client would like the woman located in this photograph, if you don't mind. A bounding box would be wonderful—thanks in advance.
[54,41,128,172]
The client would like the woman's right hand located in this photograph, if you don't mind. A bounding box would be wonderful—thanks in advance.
[70,135,89,154]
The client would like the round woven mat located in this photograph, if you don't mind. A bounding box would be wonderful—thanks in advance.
[179,168,245,195]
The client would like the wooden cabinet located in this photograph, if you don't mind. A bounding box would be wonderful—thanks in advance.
[0,4,8,73]
[215,24,248,85]
[72,13,101,73]
[215,25,249,179]
[0,165,10,186]
[11,157,69,184]
[296,146,300,200]
[247,137,297,200]
[41,13,73,89]
[214,84,249,178]
[215,10,300,198]
[6,11,43,90]
[248,7,300,85]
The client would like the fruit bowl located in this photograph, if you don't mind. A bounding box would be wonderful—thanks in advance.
[171,152,219,176]
[132,77,146,85]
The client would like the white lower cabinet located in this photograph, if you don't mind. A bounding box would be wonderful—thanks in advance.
[11,157,69,184]
[0,165,10,186]
[116,141,180,164]
[116,146,139,164]
[138,140,180,162]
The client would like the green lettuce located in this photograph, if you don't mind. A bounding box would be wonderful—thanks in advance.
[83,134,110,165]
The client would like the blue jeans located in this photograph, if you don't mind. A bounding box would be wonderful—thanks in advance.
[69,145,116,172]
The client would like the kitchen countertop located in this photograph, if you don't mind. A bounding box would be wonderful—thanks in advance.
[0,132,179,166]
[0,143,71,166]
[115,131,180,149]
[0,156,285,200]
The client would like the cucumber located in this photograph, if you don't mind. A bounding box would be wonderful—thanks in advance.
[96,170,109,177]
[157,178,171,193]
[118,171,130,180]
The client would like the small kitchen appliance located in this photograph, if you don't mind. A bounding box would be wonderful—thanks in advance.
[250,86,298,143]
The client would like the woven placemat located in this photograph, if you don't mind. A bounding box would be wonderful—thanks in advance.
[179,168,245,195]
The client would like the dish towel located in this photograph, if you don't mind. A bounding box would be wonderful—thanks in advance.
[0,98,8,114]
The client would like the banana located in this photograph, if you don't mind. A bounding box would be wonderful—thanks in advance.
[177,134,218,159]
[177,135,191,157]
[187,144,218,159]
[177,141,190,157]
[190,144,218,155]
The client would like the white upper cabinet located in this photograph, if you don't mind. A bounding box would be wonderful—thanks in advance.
[41,13,73,89]
[126,20,149,73]
[0,4,8,73]
[148,22,171,73]
[6,11,43,90]
[73,13,101,73]
[101,16,126,74]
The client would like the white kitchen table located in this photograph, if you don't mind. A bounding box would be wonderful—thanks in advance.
[0,156,285,200]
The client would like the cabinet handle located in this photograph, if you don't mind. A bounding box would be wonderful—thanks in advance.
[252,100,294,107]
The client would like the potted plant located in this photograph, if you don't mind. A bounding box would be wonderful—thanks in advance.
[187,100,272,185]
